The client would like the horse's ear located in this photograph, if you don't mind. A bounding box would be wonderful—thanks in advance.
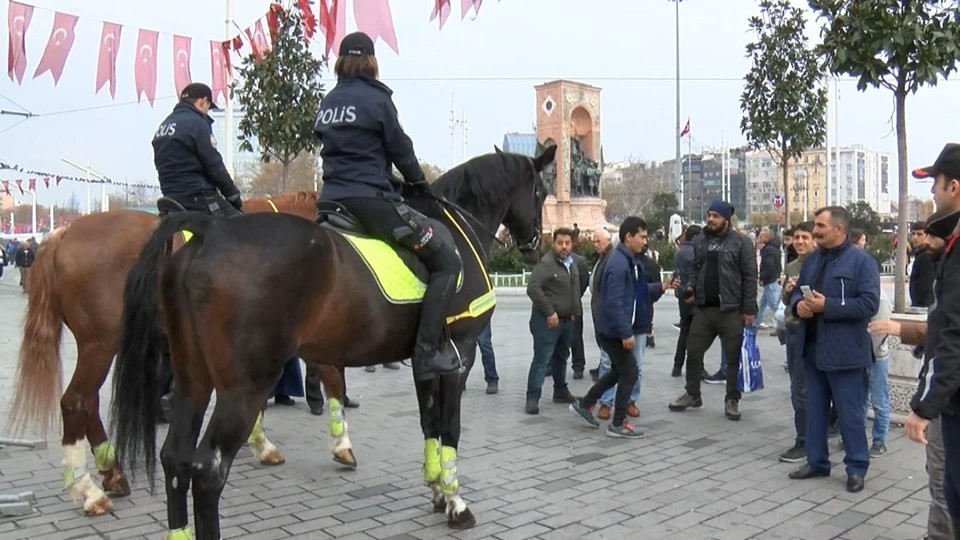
[494,145,503,154]
[533,144,558,171]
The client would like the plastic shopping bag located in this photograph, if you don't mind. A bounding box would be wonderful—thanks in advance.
[737,326,764,393]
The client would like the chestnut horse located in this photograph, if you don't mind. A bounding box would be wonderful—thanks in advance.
[110,148,552,539]
[6,192,319,516]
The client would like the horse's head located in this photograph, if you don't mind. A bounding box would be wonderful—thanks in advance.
[496,145,555,265]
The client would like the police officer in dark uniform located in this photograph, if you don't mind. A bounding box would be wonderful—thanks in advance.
[313,32,462,381]
[152,82,243,216]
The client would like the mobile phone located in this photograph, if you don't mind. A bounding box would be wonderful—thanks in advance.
[800,285,812,297]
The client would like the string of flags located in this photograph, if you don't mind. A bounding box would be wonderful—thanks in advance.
[6,0,489,107]
[0,162,159,195]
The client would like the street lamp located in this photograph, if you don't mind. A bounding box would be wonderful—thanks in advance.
[62,158,110,213]
[669,0,685,213]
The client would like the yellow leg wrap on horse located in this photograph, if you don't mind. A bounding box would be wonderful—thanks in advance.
[440,445,458,494]
[165,526,193,540]
[423,438,441,484]
[92,442,116,471]
[328,398,344,437]
[247,411,266,446]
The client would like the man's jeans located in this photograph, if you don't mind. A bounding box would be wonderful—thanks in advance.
[866,356,890,445]
[757,282,782,326]
[598,334,646,406]
[478,323,499,383]
[525,314,573,401]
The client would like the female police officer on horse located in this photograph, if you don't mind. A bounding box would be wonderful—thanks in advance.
[312,32,462,381]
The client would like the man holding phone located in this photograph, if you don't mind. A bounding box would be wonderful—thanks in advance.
[787,206,879,493]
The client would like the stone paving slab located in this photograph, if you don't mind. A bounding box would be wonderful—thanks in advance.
[0,268,931,539]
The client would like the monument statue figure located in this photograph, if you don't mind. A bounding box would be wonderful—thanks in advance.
[570,136,600,197]
[536,140,558,195]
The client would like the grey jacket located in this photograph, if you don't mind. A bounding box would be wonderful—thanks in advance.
[690,228,759,315]
[527,251,582,318]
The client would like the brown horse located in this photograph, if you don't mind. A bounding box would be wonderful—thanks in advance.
[6,192,319,516]
[111,148,551,539]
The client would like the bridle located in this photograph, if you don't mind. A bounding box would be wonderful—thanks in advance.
[508,157,543,254]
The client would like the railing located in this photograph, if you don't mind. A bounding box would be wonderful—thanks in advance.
[490,266,897,289]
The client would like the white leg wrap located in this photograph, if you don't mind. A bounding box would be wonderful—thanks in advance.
[444,493,468,517]
[252,437,278,462]
[63,443,108,512]
[330,421,352,453]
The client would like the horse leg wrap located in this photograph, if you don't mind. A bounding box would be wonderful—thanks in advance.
[63,442,109,513]
[329,398,345,438]
[439,446,459,495]
[423,438,441,485]
[247,411,266,446]
[165,526,193,540]
[92,442,116,471]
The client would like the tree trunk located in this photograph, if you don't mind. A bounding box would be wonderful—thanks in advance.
[281,159,290,193]
[894,87,908,313]
[782,144,791,229]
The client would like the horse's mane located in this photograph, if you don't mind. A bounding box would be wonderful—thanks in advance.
[432,152,526,209]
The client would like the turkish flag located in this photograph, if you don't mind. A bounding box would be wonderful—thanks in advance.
[135,29,159,106]
[33,12,78,84]
[298,0,316,39]
[7,1,33,84]
[1,181,8,195]
[680,118,690,138]
[96,22,122,98]
[266,4,282,41]
[15,180,22,195]
[55,175,62,185]
[173,35,192,96]
[319,0,344,59]
[430,0,451,29]
[210,40,232,104]
[245,20,269,61]
[42,177,49,188]
[354,0,398,54]
[461,0,482,18]
[28,178,35,191]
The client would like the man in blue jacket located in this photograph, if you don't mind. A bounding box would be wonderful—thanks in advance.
[569,216,673,438]
[787,206,879,493]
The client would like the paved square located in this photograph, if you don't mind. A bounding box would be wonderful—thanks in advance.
[0,271,931,539]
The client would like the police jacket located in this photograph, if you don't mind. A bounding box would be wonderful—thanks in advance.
[152,102,240,199]
[313,76,425,202]
[789,240,879,371]
[912,210,960,420]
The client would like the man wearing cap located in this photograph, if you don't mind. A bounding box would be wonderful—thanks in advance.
[152,83,243,216]
[906,143,960,532]
[668,200,758,421]
[312,32,462,381]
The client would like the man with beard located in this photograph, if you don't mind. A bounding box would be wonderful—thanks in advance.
[787,206,879,493]
[872,207,957,540]
[668,200,757,421]
[906,143,960,533]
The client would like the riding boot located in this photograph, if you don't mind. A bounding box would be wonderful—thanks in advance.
[412,273,460,381]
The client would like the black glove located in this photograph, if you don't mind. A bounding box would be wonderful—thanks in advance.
[409,180,432,196]
[226,193,243,211]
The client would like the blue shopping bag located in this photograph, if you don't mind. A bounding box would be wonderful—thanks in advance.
[737,326,764,393]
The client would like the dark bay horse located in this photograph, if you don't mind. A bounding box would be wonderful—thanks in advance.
[5,192,318,515]
[110,147,553,539]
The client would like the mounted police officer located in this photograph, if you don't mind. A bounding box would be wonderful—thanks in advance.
[152,82,243,216]
[312,31,462,381]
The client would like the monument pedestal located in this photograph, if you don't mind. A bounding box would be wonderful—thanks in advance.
[542,196,612,232]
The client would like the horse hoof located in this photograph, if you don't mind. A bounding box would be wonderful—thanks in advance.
[100,468,131,497]
[433,500,445,513]
[259,449,286,466]
[333,449,357,468]
[84,494,113,516]
[447,507,476,529]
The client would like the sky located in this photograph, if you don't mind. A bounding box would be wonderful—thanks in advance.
[1,0,957,208]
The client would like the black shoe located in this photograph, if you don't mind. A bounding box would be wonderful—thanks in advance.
[846,474,864,493]
[778,444,806,463]
[788,464,830,480]
[668,392,703,411]
[309,406,324,416]
[552,389,576,404]
[589,368,599,382]
[671,366,682,377]
[647,335,656,348]
[573,370,584,380]
[485,381,499,395]
[344,396,359,409]
[274,395,295,406]
[412,275,461,381]
[525,400,539,415]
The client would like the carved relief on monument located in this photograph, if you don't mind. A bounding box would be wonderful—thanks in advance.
[537,138,558,195]
[567,106,600,198]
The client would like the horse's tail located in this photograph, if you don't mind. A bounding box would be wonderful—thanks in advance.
[7,226,67,438]
[111,212,213,491]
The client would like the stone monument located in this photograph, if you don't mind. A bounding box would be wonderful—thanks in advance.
[534,79,610,233]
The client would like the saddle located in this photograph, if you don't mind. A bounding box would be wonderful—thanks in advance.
[156,197,188,216]
[314,201,365,235]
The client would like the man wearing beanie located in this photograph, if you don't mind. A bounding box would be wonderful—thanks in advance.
[669,200,758,421]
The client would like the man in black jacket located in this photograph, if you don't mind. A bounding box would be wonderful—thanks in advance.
[906,143,960,530]
[668,200,758,421]
[909,221,936,308]
[757,229,783,328]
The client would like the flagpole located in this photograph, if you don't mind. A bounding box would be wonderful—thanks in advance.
[674,0,683,213]
[224,0,235,178]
